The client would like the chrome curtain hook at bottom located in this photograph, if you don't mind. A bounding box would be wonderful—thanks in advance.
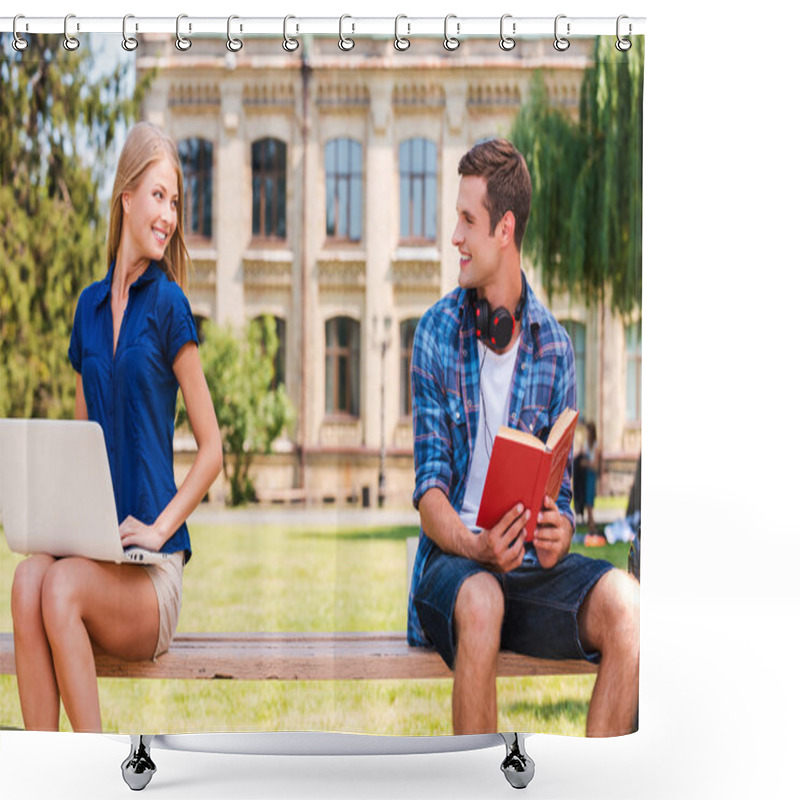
[227,15,243,52]
[443,14,460,51]
[175,14,192,51]
[12,14,28,51]
[616,15,633,51]
[554,14,570,51]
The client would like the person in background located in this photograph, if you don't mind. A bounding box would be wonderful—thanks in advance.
[583,421,606,546]
[11,122,223,732]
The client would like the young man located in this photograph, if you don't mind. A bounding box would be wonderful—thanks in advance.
[407,138,639,737]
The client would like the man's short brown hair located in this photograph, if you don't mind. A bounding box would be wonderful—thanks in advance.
[458,138,531,252]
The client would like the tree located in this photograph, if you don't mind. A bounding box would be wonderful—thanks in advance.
[187,318,294,506]
[1,36,148,418]
[511,36,643,316]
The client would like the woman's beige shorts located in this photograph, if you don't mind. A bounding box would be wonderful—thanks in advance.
[143,551,185,659]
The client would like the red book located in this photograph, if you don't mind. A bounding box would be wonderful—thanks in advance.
[476,408,579,541]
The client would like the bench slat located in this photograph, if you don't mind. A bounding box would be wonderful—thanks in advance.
[0,631,596,681]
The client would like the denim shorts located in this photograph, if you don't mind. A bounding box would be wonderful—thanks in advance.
[414,545,614,670]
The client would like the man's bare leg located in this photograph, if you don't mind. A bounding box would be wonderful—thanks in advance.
[578,568,640,737]
[452,572,505,734]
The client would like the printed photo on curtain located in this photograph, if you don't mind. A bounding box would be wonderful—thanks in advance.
[0,25,642,746]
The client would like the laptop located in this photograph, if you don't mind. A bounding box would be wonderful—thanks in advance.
[0,418,171,565]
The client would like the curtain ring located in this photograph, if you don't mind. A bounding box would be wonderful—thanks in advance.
[616,15,632,51]
[227,15,243,52]
[339,15,355,51]
[394,14,410,51]
[283,15,299,52]
[175,14,192,51]
[499,14,515,51]
[63,13,80,51]
[12,15,29,51]
[443,14,460,51]
[553,14,570,51]
[122,15,138,51]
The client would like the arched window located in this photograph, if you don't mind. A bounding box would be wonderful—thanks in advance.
[252,138,287,240]
[399,139,437,242]
[559,320,586,415]
[178,138,213,239]
[399,318,420,417]
[325,317,360,416]
[253,315,287,389]
[325,139,362,242]
[626,320,642,423]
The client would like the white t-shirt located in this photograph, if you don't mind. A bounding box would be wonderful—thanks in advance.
[458,336,521,531]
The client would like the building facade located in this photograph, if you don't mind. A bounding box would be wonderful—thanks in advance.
[137,34,641,506]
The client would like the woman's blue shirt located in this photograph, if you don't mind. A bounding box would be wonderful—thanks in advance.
[68,261,198,560]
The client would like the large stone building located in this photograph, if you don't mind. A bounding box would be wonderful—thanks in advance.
[137,33,641,506]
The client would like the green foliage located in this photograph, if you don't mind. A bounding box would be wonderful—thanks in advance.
[0,36,150,417]
[187,318,294,505]
[511,37,644,316]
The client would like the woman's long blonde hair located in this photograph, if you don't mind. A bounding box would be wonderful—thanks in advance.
[107,122,191,289]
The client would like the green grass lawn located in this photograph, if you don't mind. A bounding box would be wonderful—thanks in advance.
[0,520,630,736]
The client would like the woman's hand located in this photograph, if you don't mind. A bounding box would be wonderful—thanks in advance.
[119,516,165,552]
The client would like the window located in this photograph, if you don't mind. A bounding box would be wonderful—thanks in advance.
[253,315,287,389]
[560,320,586,415]
[252,138,287,240]
[325,317,360,416]
[399,318,420,417]
[325,139,362,242]
[626,320,642,423]
[178,138,213,239]
[399,139,437,241]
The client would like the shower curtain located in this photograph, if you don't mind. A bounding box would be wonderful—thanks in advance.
[0,17,642,745]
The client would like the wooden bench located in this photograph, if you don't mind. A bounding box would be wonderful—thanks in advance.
[0,631,596,681]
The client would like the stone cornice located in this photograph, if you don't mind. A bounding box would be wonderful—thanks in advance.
[243,257,294,288]
[316,258,367,288]
[390,258,440,290]
[188,259,217,290]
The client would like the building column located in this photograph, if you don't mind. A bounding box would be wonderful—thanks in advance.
[441,79,468,294]
[216,79,246,328]
[364,76,395,453]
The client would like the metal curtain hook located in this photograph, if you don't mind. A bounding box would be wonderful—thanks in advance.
[499,14,515,51]
[443,14,460,51]
[122,14,138,51]
[394,14,410,51]
[616,15,632,51]
[175,14,192,51]
[227,15,243,52]
[63,13,80,51]
[553,14,570,51]
[12,14,29,51]
[339,15,354,51]
[283,15,299,52]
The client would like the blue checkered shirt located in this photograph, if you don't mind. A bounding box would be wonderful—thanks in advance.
[407,275,577,647]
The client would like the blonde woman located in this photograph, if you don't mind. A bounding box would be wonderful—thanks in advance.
[10,122,223,732]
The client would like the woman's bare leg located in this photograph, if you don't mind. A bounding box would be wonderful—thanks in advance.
[11,555,60,730]
[41,557,160,732]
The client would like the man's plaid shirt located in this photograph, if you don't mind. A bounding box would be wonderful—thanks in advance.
[407,275,577,647]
